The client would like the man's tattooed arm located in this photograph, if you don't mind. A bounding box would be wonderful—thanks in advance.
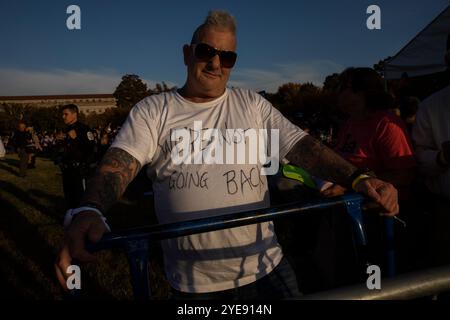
[285,135,358,188]
[80,147,142,213]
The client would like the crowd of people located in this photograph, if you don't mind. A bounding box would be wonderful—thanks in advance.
[1,121,119,175]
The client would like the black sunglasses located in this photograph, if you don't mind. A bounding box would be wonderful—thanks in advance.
[193,43,237,68]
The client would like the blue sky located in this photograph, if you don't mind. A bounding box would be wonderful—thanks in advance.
[0,0,448,95]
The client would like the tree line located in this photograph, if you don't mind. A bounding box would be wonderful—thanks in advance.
[1,73,343,134]
[0,75,175,133]
[9,68,441,135]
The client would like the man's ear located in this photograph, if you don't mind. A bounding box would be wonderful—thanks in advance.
[183,44,191,66]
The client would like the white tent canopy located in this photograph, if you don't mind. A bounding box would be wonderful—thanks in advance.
[384,5,450,80]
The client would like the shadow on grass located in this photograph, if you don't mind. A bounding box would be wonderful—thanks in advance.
[0,181,64,222]
[0,161,19,177]
[29,188,66,221]
[0,192,115,299]
[1,157,20,167]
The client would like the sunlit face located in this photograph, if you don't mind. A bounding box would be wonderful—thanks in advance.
[62,109,77,125]
[183,28,237,99]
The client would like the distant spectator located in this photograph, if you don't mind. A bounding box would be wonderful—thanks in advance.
[97,130,111,161]
[26,126,42,169]
[0,136,5,159]
[10,121,32,177]
[2,135,12,153]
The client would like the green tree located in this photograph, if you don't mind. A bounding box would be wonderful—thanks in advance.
[266,82,322,117]
[0,104,28,132]
[152,81,175,94]
[323,73,340,92]
[32,105,70,132]
[299,82,320,95]
[113,74,150,109]
[373,56,392,75]
[85,107,131,129]
[267,82,302,115]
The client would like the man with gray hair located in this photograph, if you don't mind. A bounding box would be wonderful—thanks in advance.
[57,10,398,299]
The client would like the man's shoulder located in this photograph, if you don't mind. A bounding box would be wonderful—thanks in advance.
[227,87,268,109]
[228,87,262,98]
[133,91,176,112]
[71,122,93,137]
[141,90,176,103]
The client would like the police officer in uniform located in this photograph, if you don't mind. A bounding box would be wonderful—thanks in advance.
[60,104,96,209]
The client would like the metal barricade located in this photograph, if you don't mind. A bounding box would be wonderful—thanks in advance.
[298,264,450,300]
[87,193,394,299]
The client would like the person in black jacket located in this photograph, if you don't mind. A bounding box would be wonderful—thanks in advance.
[60,104,96,208]
[11,121,32,177]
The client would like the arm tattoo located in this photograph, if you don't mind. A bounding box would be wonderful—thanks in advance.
[81,147,142,213]
[285,135,357,188]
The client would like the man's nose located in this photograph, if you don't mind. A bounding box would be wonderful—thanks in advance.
[208,54,221,70]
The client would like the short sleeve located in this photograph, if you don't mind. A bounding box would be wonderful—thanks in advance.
[256,94,308,159]
[111,98,160,166]
[375,119,416,170]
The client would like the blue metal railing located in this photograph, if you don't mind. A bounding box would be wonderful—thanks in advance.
[87,193,395,299]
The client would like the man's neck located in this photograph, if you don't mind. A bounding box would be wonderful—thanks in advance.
[178,85,225,103]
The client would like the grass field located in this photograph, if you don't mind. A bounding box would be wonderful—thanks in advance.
[0,153,170,299]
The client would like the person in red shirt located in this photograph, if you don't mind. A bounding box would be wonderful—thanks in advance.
[322,68,416,199]
[315,68,417,276]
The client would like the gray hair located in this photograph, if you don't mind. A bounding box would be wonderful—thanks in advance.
[191,10,237,44]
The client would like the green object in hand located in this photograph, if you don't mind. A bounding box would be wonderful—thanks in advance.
[282,164,317,189]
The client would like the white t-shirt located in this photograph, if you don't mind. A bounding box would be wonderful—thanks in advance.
[112,87,307,292]
[413,85,450,199]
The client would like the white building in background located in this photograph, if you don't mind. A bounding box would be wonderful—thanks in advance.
[0,94,117,115]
